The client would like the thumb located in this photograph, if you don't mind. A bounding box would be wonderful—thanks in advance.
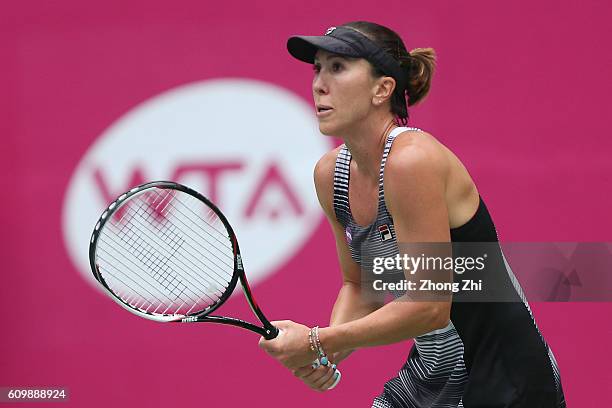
[270,320,292,330]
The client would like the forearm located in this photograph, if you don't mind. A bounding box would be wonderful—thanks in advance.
[324,282,381,362]
[320,297,449,355]
[329,282,382,326]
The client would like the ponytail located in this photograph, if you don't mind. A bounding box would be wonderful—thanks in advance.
[402,48,436,106]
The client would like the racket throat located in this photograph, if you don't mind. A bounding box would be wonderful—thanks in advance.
[184,315,278,339]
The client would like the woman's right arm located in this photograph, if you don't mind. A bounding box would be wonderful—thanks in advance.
[291,149,383,392]
[313,149,384,360]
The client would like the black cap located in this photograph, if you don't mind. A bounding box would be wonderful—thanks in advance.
[287,26,406,91]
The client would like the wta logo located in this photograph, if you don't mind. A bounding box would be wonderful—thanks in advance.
[63,79,330,290]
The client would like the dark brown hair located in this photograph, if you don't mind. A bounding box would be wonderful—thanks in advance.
[341,21,436,125]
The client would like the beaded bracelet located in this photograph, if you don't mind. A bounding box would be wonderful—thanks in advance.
[313,326,326,357]
[308,328,316,353]
[309,327,320,368]
[309,326,326,357]
[308,326,342,389]
[309,326,332,366]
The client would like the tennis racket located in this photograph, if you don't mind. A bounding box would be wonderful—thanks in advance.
[89,180,342,389]
[88,180,279,339]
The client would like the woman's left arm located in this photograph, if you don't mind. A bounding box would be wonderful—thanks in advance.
[260,138,453,369]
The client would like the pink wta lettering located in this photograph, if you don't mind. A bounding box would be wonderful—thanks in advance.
[93,161,303,222]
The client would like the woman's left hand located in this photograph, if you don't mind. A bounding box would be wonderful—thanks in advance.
[293,362,339,392]
[258,320,316,370]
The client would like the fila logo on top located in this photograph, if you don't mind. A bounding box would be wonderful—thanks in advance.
[378,224,393,242]
[63,79,330,290]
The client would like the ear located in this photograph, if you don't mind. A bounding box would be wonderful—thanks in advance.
[372,76,396,106]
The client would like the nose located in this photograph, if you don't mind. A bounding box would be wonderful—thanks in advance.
[313,73,328,96]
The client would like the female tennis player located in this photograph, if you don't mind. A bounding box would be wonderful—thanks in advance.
[259,21,566,407]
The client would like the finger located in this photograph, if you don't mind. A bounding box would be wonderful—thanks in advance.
[294,366,315,378]
[301,367,332,391]
[258,338,269,351]
[321,370,340,390]
[304,366,330,381]
[269,320,291,329]
[312,374,335,391]
[258,339,276,354]
[258,334,279,351]
[312,366,336,390]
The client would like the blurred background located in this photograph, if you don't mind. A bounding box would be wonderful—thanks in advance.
[2,0,611,406]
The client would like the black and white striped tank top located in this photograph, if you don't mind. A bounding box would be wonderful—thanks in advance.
[333,127,565,408]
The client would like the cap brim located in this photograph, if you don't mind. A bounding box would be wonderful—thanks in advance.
[287,35,360,63]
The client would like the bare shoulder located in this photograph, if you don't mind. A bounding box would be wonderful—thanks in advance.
[384,129,450,183]
[313,145,343,217]
[382,130,451,240]
[386,129,480,229]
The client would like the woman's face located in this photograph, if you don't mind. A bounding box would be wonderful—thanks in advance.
[312,50,378,135]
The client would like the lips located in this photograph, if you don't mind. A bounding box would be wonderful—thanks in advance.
[316,105,334,118]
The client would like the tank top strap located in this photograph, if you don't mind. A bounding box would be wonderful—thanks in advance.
[333,144,352,227]
[334,126,423,226]
[377,126,422,213]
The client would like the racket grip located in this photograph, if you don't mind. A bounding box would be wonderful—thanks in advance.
[264,325,280,340]
[328,369,341,390]
[311,358,342,390]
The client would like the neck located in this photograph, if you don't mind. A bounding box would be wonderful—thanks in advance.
[341,115,398,183]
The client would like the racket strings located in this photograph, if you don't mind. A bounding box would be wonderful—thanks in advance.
[96,253,191,314]
[99,226,221,303]
[136,190,234,286]
[151,188,234,259]
[97,229,210,311]
[97,222,221,314]
[99,197,225,303]
[146,190,234,273]
[116,225,188,299]
[97,245,215,316]
[97,248,171,306]
[95,188,237,317]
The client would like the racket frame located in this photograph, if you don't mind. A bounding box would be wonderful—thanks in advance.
[89,181,279,339]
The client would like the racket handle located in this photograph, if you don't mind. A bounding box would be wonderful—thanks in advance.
[264,325,280,340]
[311,358,342,390]
[328,369,342,390]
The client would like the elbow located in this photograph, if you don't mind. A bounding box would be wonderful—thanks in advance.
[429,303,451,331]
[342,278,362,288]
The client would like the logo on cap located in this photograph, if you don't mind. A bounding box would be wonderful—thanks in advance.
[325,27,337,35]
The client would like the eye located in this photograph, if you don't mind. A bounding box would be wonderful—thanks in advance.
[331,62,343,72]
[312,63,321,73]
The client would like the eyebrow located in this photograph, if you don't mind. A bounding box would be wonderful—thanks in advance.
[313,55,351,64]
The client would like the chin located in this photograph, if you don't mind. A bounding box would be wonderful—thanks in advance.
[318,121,340,137]
[318,127,334,136]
